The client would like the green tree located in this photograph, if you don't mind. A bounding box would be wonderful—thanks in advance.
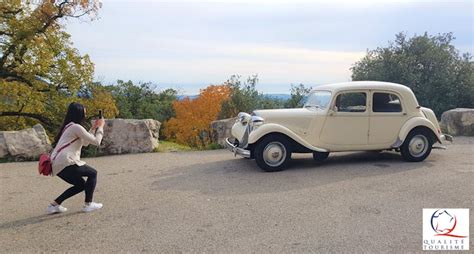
[260,96,286,109]
[0,0,117,132]
[106,80,177,123]
[351,32,474,117]
[285,83,312,108]
[219,74,285,118]
[219,74,260,118]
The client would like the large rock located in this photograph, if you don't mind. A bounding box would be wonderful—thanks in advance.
[440,108,474,136]
[99,119,161,154]
[0,124,52,160]
[211,118,236,146]
[0,133,8,158]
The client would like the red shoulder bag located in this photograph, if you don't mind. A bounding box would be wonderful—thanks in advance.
[38,124,78,176]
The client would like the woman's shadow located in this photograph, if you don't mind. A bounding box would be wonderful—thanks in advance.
[0,211,83,230]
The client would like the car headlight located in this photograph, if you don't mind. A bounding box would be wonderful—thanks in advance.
[250,115,264,124]
[237,112,251,124]
[249,115,264,131]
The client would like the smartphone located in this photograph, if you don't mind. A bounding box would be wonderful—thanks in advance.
[95,110,103,134]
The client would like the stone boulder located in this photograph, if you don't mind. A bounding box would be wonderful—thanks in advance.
[211,118,236,147]
[0,124,52,160]
[440,108,474,136]
[99,119,161,154]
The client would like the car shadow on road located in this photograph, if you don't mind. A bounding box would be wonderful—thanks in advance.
[151,151,435,196]
[0,211,83,230]
[290,150,435,169]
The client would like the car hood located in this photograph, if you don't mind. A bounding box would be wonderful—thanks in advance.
[253,108,313,120]
[253,108,317,135]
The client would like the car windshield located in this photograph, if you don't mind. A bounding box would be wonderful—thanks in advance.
[304,91,332,109]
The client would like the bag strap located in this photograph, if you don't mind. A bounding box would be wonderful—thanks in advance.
[52,137,79,160]
[62,122,74,134]
[52,123,78,160]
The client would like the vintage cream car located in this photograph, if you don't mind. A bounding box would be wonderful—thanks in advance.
[225,81,453,171]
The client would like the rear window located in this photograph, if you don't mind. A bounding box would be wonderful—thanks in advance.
[372,93,402,112]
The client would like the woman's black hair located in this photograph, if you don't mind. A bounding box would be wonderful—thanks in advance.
[53,102,86,146]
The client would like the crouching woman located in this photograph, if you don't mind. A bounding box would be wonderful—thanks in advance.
[47,102,105,214]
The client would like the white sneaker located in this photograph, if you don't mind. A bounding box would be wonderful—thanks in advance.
[82,202,103,212]
[47,204,68,214]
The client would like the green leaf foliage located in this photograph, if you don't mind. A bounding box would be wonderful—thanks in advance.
[0,0,118,134]
[218,74,285,119]
[351,32,474,117]
[285,84,312,108]
[105,80,177,123]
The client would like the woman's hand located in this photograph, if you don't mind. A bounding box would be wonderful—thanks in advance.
[93,118,105,130]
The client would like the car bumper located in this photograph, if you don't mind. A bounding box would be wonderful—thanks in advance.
[433,134,453,149]
[225,138,251,158]
[440,134,453,143]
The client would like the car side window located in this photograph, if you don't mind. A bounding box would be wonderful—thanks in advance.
[335,92,367,112]
[372,92,402,112]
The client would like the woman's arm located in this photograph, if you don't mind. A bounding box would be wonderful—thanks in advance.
[72,124,104,147]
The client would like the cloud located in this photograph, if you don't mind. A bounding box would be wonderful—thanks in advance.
[92,41,364,93]
[67,0,472,93]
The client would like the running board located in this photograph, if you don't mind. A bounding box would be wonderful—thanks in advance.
[432,145,447,150]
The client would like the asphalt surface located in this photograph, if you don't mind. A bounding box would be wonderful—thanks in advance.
[1,137,473,253]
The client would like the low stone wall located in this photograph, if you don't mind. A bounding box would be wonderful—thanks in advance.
[99,119,161,154]
[440,108,474,136]
[211,118,237,147]
[0,119,162,160]
[0,124,51,160]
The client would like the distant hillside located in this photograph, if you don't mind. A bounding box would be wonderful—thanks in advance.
[177,94,291,101]
[262,94,291,100]
[176,95,199,100]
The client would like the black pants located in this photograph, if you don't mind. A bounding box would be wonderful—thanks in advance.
[55,164,97,204]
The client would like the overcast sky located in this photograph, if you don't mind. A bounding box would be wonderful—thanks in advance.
[66,0,473,94]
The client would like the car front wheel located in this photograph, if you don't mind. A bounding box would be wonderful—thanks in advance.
[254,135,291,172]
[400,129,433,162]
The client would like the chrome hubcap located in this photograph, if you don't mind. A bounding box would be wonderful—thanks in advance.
[409,135,428,157]
[263,142,286,167]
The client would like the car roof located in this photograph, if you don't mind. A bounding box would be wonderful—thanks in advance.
[313,81,413,94]
[312,81,420,109]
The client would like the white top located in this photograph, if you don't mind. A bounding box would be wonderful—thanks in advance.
[51,123,104,176]
[314,81,412,93]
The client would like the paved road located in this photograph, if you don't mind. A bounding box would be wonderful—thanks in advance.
[1,138,473,253]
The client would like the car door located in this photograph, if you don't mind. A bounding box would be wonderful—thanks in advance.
[320,91,369,146]
[369,90,409,145]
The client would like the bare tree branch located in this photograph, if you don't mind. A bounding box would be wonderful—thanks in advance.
[0,111,55,129]
[0,31,13,36]
[0,71,52,93]
[0,8,23,18]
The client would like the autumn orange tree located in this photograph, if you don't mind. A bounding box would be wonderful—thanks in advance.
[0,0,118,133]
[164,85,231,148]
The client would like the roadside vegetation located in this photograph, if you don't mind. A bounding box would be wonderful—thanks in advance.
[154,141,194,153]
[1,1,472,152]
[351,32,473,116]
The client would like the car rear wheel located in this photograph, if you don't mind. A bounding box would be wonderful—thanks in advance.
[400,129,433,162]
[254,135,291,172]
[313,152,329,161]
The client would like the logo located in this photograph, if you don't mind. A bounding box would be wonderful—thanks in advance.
[423,209,469,251]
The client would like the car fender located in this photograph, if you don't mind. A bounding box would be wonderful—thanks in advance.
[248,123,328,152]
[398,117,440,145]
